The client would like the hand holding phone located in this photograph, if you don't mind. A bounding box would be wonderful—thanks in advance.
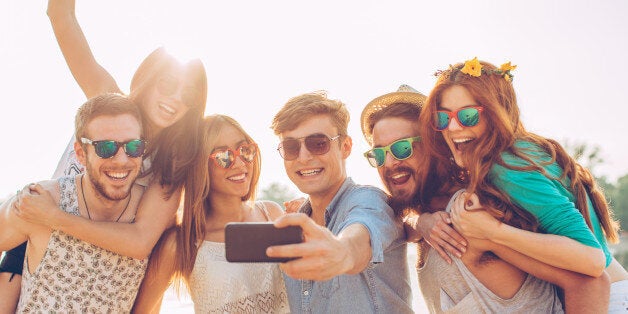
[225,222,303,263]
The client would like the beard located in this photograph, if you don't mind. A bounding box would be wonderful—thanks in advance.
[384,165,420,215]
[86,163,133,201]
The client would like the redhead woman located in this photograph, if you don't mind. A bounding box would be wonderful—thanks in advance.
[0,0,207,311]
[132,115,289,313]
[418,57,627,312]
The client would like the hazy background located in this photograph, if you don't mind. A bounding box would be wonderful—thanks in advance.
[2,0,627,198]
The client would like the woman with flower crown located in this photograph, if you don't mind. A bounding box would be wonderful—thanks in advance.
[417,57,628,312]
[132,115,289,313]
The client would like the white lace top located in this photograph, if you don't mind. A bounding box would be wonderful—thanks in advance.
[188,202,289,313]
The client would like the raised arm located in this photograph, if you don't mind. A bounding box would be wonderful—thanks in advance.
[47,0,121,98]
[451,193,606,277]
[15,181,180,259]
[267,213,372,280]
[132,228,178,313]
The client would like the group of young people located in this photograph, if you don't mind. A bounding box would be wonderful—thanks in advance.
[0,0,626,313]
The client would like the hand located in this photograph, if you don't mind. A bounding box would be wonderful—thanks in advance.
[13,183,60,227]
[266,213,354,281]
[283,197,306,213]
[413,211,467,263]
[450,192,501,240]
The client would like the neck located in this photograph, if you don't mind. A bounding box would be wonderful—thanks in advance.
[80,174,131,221]
[206,193,248,226]
[308,177,346,225]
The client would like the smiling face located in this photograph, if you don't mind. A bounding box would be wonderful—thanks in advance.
[439,85,488,167]
[208,124,255,199]
[280,114,351,200]
[77,114,143,201]
[141,69,200,132]
[372,117,421,204]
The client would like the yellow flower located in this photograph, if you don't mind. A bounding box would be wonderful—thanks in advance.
[461,57,482,77]
[499,62,517,72]
[503,73,512,82]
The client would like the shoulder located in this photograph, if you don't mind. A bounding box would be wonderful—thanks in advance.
[345,184,388,204]
[256,200,285,221]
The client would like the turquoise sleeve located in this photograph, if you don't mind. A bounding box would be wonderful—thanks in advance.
[490,164,603,251]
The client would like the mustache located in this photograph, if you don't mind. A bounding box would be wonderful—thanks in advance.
[384,166,415,179]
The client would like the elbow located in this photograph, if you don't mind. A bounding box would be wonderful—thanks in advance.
[585,248,607,277]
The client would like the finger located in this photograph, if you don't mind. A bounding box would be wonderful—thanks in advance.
[440,224,467,247]
[28,183,45,196]
[267,241,317,259]
[273,213,321,236]
[431,243,453,264]
[437,211,452,224]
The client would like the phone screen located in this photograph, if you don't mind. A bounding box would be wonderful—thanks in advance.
[225,222,303,263]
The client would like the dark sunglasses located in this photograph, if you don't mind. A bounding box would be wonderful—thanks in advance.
[434,106,484,131]
[81,138,146,159]
[156,75,200,108]
[277,133,340,161]
[210,143,258,169]
[364,136,420,168]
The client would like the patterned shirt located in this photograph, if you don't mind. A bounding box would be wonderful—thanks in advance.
[17,176,147,313]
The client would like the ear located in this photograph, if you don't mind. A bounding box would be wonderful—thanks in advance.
[74,140,87,165]
[340,135,352,159]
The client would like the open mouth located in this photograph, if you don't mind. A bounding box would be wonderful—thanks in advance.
[298,168,323,177]
[389,171,411,185]
[227,173,247,182]
[105,171,131,181]
[453,138,475,151]
[159,103,176,115]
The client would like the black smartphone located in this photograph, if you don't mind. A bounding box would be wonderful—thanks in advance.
[225,222,303,263]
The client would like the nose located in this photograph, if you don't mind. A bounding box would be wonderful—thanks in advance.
[296,141,313,162]
[383,150,400,168]
[110,147,132,164]
[448,116,464,131]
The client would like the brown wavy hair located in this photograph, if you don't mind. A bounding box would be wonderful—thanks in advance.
[417,60,618,242]
[173,114,261,292]
[129,47,208,196]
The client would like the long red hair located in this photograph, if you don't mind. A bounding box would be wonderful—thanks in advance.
[418,60,618,242]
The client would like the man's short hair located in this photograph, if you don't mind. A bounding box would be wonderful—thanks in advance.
[271,91,350,136]
[75,93,143,142]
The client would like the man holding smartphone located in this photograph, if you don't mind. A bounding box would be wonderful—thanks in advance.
[266,92,413,313]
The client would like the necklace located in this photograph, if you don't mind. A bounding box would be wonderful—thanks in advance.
[80,174,131,222]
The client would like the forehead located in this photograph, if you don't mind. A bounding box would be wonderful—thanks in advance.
[213,124,247,148]
[280,114,337,139]
[439,85,476,110]
[372,117,420,147]
[85,114,142,140]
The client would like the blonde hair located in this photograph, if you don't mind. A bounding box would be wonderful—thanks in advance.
[271,91,350,136]
[173,114,261,291]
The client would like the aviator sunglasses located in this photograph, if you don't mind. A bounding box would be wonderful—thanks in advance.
[364,136,421,168]
[156,75,201,108]
[81,138,147,159]
[277,133,340,160]
[434,106,484,131]
[210,143,258,169]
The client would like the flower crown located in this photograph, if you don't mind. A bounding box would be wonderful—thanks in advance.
[434,57,517,82]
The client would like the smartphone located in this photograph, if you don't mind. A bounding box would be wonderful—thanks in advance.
[225,222,303,263]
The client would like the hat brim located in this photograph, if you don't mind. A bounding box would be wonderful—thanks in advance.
[360,91,426,145]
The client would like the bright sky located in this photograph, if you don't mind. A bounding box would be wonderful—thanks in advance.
[2,0,628,198]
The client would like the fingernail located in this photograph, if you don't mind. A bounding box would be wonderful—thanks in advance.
[456,252,462,258]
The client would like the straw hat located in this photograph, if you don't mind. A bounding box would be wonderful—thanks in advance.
[360,84,427,145]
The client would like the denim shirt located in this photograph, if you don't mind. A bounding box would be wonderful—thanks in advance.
[283,178,412,314]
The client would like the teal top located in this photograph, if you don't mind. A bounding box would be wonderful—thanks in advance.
[489,140,612,267]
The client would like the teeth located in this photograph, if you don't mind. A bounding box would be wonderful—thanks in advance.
[106,171,130,179]
[299,169,322,176]
[228,173,246,181]
[391,172,409,179]
[159,103,176,114]
[453,138,473,144]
